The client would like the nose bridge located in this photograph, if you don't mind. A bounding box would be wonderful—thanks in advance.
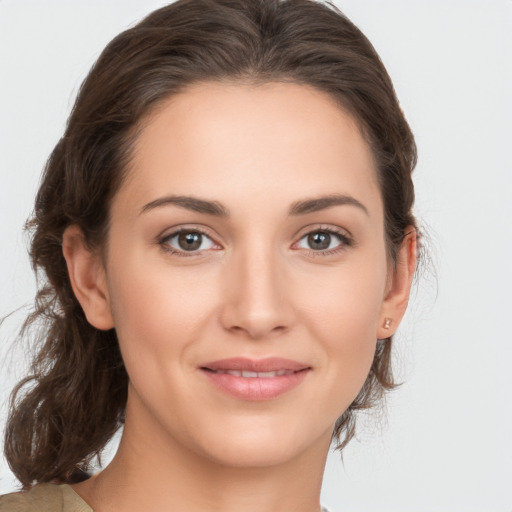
[220,236,293,339]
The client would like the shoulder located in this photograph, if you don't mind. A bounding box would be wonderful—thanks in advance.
[0,484,92,512]
[0,484,65,512]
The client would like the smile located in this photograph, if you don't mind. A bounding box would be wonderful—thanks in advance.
[199,358,311,400]
[205,369,296,378]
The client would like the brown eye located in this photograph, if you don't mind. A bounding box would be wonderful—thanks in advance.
[307,232,331,250]
[178,232,203,251]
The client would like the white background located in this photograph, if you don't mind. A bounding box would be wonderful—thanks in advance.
[1,1,511,510]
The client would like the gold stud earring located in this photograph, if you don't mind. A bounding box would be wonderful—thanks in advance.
[383,318,392,329]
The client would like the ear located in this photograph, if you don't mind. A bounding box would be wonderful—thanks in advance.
[376,228,417,339]
[62,225,114,330]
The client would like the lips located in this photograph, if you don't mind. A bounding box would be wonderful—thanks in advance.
[199,358,311,401]
[201,357,309,373]
[207,369,295,378]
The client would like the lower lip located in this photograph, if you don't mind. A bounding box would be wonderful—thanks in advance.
[201,369,310,401]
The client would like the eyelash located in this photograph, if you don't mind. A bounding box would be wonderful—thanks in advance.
[158,226,353,257]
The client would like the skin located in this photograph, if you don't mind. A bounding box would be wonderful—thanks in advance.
[63,82,416,512]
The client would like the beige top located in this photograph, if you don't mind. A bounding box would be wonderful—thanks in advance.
[0,484,92,512]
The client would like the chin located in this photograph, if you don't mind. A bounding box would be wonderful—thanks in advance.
[199,437,310,469]
[187,415,333,469]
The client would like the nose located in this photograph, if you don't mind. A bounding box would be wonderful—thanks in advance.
[219,245,295,340]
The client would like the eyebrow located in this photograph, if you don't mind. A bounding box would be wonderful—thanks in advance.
[140,193,368,217]
[140,195,229,217]
[289,194,369,216]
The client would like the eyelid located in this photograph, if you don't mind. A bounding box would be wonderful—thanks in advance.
[292,223,352,241]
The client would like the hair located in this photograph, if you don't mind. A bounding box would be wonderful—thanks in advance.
[4,0,418,489]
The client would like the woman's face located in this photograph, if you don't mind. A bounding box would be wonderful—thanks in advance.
[81,82,407,468]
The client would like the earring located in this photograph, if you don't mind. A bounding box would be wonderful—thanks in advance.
[383,318,392,329]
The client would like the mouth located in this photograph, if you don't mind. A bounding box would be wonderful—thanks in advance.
[200,357,310,373]
[199,358,311,401]
[202,368,299,378]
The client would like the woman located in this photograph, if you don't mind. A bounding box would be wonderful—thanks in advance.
[1,0,418,510]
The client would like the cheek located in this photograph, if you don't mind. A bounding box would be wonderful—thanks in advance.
[299,254,387,400]
[302,254,387,341]
[105,255,219,376]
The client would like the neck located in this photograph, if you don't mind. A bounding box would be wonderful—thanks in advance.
[73,394,331,512]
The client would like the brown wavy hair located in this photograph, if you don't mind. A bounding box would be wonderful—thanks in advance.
[4,0,418,489]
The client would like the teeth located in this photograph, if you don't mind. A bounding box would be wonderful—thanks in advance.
[219,370,294,378]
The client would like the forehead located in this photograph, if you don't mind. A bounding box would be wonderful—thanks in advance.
[116,81,381,219]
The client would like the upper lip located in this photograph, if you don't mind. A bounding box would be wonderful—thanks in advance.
[200,357,310,373]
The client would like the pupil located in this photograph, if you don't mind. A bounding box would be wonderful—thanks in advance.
[308,232,330,250]
[178,232,202,251]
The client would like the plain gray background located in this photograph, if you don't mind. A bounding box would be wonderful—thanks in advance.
[1,1,511,510]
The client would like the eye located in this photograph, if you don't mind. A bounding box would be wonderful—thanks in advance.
[161,229,217,254]
[295,229,351,253]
